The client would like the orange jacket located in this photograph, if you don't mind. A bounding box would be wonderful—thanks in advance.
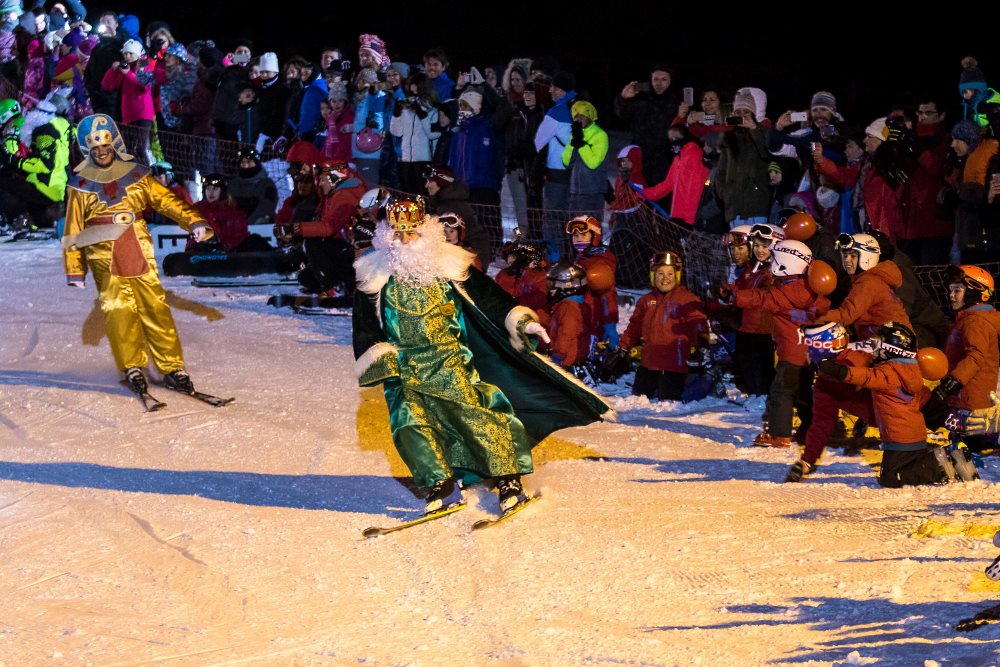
[620,286,708,373]
[296,174,366,239]
[819,261,911,340]
[733,276,830,366]
[844,358,926,445]
[495,266,550,315]
[547,296,592,368]
[945,305,1000,410]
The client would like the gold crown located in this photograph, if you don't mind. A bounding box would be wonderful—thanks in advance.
[388,197,426,231]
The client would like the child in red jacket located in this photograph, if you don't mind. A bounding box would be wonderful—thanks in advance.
[811,322,971,487]
[567,215,619,347]
[727,240,830,447]
[620,251,708,401]
[727,224,776,396]
[545,263,593,370]
[495,240,550,323]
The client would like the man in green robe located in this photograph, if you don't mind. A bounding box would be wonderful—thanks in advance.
[353,197,612,515]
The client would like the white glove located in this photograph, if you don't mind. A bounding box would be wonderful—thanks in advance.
[523,321,551,345]
[67,280,85,289]
[965,392,1000,436]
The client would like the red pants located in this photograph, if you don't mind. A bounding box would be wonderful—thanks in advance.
[802,376,875,466]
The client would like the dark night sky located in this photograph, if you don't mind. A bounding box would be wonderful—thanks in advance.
[98,2,993,132]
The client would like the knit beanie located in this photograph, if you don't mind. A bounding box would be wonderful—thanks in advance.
[959,56,987,93]
[121,39,144,57]
[768,161,782,174]
[328,80,348,102]
[810,91,837,113]
[61,28,84,49]
[865,117,889,141]
[738,87,768,122]
[358,33,387,67]
[951,119,982,150]
[258,51,279,74]
[571,100,598,122]
[732,91,756,116]
[388,61,410,79]
[458,89,483,115]
[357,67,378,85]
[552,70,576,92]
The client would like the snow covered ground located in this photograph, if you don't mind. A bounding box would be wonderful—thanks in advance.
[2,238,1000,666]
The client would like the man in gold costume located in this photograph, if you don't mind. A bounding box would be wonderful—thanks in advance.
[62,114,213,398]
[353,197,612,516]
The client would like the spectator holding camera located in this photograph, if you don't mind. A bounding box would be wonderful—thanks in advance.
[322,81,355,162]
[562,100,608,224]
[389,72,440,195]
[352,67,387,187]
[101,38,155,160]
[685,87,731,140]
[614,64,679,187]
[640,123,708,225]
[770,90,845,169]
[211,39,253,141]
[715,90,771,228]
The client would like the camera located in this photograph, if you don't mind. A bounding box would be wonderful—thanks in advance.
[725,116,742,126]
[634,82,650,93]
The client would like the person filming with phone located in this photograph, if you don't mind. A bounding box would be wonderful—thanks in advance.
[715,90,772,229]
[769,90,846,167]
[614,64,679,187]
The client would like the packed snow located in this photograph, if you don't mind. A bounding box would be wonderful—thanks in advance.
[2,237,1000,666]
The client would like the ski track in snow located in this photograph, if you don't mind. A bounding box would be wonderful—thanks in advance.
[1,240,1000,665]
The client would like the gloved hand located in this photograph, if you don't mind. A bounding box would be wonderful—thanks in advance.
[570,121,585,148]
[716,283,734,304]
[817,358,848,381]
[932,375,963,403]
[965,392,1000,436]
[885,115,907,142]
[523,321,551,345]
[602,322,619,348]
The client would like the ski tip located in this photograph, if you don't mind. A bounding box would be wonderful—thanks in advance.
[362,527,385,539]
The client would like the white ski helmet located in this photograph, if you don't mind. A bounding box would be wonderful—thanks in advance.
[835,232,880,272]
[770,240,812,277]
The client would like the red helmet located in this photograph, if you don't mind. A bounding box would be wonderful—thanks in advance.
[565,215,602,245]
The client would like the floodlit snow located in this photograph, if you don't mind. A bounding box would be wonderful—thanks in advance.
[2,238,1000,666]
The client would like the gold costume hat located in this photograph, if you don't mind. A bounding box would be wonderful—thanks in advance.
[387,196,426,231]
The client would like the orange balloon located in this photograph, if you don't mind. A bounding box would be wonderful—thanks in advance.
[807,259,837,296]
[917,347,949,381]
[784,212,817,241]
[586,262,615,292]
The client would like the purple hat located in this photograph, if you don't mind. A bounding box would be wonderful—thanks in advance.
[61,28,85,50]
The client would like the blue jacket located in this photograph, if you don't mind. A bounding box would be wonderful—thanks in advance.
[295,75,328,138]
[431,71,455,103]
[534,91,577,170]
[448,113,497,190]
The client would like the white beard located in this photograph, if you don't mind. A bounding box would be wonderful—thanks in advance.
[356,216,475,294]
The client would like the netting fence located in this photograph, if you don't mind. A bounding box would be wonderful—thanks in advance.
[4,70,994,307]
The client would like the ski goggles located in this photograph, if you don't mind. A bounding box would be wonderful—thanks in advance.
[722,230,749,246]
[201,174,226,188]
[438,213,464,229]
[749,224,784,242]
[565,216,600,235]
[421,165,455,183]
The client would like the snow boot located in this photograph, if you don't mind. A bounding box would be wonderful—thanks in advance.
[784,459,815,483]
[753,432,793,448]
[949,443,980,482]
[424,478,462,514]
[124,367,148,394]
[932,446,959,483]
[496,474,528,514]
[164,369,195,394]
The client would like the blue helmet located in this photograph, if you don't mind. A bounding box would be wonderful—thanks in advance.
[801,322,850,365]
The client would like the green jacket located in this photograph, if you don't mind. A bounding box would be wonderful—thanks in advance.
[19,116,71,202]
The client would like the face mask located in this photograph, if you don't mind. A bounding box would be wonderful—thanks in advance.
[572,241,589,255]
[458,109,473,123]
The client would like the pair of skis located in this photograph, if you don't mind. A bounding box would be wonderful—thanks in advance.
[362,495,540,538]
[126,382,235,412]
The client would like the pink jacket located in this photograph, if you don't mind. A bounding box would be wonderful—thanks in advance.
[641,142,708,224]
[101,63,155,124]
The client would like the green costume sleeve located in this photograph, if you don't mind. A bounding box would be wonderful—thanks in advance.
[352,289,400,386]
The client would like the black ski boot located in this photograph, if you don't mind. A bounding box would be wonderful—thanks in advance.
[496,474,528,514]
[784,459,814,483]
[424,478,462,514]
[164,369,195,394]
[124,367,148,394]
